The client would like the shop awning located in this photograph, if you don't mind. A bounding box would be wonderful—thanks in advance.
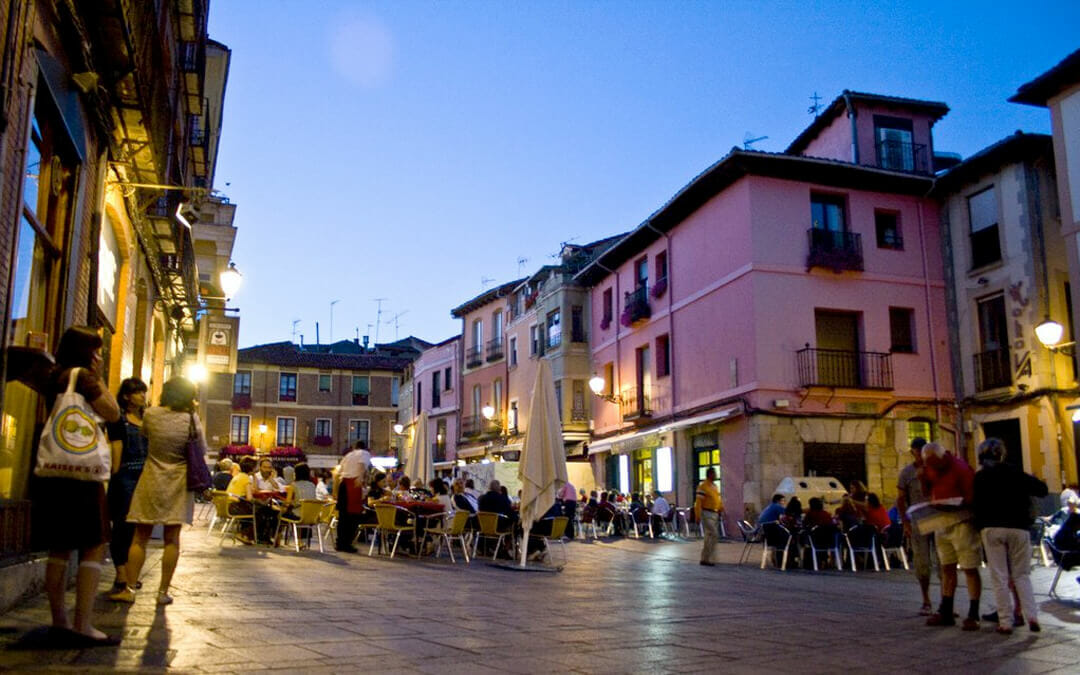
[456,446,487,459]
[656,404,743,434]
[587,404,743,455]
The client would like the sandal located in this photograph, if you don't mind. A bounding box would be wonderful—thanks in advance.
[108,587,136,603]
[156,591,173,606]
[919,603,933,616]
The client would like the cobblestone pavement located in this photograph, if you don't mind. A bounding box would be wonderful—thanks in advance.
[2,523,1080,674]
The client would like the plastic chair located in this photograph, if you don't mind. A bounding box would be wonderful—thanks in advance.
[473,511,516,560]
[737,520,762,565]
[220,498,255,546]
[207,491,231,534]
[844,523,880,571]
[424,510,471,563]
[368,503,415,558]
[760,522,793,570]
[675,507,695,538]
[276,500,328,552]
[528,516,569,566]
[579,506,600,540]
[629,507,653,538]
[880,523,909,571]
[806,524,843,571]
[318,502,338,549]
[1044,536,1080,598]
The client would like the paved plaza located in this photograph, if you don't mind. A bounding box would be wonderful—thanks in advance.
[2,524,1080,674]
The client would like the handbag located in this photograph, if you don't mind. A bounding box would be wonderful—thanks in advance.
[184,412,213,492]
[34,368,111,481]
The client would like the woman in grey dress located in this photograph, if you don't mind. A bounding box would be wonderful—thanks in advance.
[112,377,205,605]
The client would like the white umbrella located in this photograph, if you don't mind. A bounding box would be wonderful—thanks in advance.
[404,412,432,487]
[518,359,568,567]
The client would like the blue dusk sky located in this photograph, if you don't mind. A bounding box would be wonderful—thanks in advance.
[207,1,1080,348]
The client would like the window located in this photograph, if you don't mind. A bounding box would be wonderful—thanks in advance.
[276,417,296,446]
[417,382,422,413]
[602,288,613,324]
[874,117,915,171]
[230,415,250,444]
[472,384,482,421]
[604,362,615,397]
[352,376,370,405]
[811,193,846,232]
[975,294,1011,391]
[907,418,932,446]
[509,336,518,367]
[279,373,297,402]
[493,310,503,343]
[493,378,503,419]
[636,257,649,291]
[875,211,902,249]
[571,306,585,342]
[432,371,441,408]
[472,318,483,349]
[572,380,586,421]
[530,324,540,356]
[509,400,519,433]
[547,309,561,348]
[233,370,252,395]
[348,420,370,446]
[554,381,563,421]
[391,376,400,406]
[889,307,916,353]
[314,418,332,439]
[655,251,668,282]
[656,334,671,376]
[969,187,1001,269]
[693,432,721,486]
[443,367,452,390]
[318,373,332,392]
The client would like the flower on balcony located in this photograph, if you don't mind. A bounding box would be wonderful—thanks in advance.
[231,393,252,409]
[312,435,334,447]
[524,291,538,309]
[269,446,304,457]
[220,444,256,458]
[620,306,633,328]
[651,278,668,299]
[600,316,612,331]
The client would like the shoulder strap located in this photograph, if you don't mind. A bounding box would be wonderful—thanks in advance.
[66,367,80,395]
[188,411,197,440]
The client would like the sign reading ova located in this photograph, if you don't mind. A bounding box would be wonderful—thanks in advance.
[52,407,99,454]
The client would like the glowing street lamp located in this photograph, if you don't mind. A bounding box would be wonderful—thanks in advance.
[185,362,207,383]
[393,423,404,434]
[481,405,495,420]
[220,262,243,299]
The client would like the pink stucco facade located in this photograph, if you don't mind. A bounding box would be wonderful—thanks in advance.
[411,336,460,462]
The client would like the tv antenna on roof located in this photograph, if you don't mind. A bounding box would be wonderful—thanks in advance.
[291,319,301,343]
[808,91,823,117]
[384,310,409,341]
[372,298,387,345]
[743,133,768,150]
[481,276,495,290]
[517,257,529,277]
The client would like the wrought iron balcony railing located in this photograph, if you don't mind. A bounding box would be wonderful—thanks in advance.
[973,348,1011,392]
[486,338,504,362]
[796,345,893,390]
[619,384,668,421]
[807,228,863,272]
[874,139,929,174]
[622,286,651,325]
[465,345,482,368]
[460,416,502,439]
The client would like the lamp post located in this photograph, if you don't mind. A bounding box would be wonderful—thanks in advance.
[1035,316,1076,489]
[588,374,621,404]
[258,423,268,453]
[220,262,243,300]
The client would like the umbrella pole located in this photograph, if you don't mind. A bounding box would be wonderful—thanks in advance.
[520,525,530,567]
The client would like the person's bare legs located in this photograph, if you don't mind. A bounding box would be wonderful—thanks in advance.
[158,525,182,599]
[124,525,154,591]
[73,545,107,639]
[45,553,72,629]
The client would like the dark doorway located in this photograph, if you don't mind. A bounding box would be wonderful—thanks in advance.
[982,419,1023,471]
[803,443,867,489]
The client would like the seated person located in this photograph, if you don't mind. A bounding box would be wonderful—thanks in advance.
[848,480,869,517]
[834,495,861,531]
[430,479,452,512]
[629,492,645,513]
[212,458,234,491]
[396,476,412,498]
[649,491,671,537]
[281,463,317,512]
[596,492,622,535]
[253,458,284,494]
[757,494,786,526]
[779,496,803,531]
[451,480,476,513]
[802,497,836,529]
[1052,495,1080,553]
[315,472,330,501]
[225,457,258,543]
[477,480,516,529]
[587,490,599,509]
[359,472,389,525]
[863,493,892,532]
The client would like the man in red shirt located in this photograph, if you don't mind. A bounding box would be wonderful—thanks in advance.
[921,442,982,631]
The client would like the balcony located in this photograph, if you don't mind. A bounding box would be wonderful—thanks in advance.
[874,139,929,174]
[974,348,1011,392]
[231,393,251,409]
[465,345,482,368]
[570,406,588,422]
[486,338,504,362]
[351,393,369,406]
[432,442,446,462]
[460,416,502,439]
[571,327,588,343]
[620,384,668,421]
[806,228,863,272]
[622,286,651,326]
[796,346,893,390]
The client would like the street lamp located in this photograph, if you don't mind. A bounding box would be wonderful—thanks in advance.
[481,405,495,420]
[220,262,243,300]
[393,423,404,434]
[588,374,621,404]
[1036,317,1075,355]
[185,362,207,383]
[257,423,268,452]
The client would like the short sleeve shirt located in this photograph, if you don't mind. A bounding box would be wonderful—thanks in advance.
[339,449,371,479]
[897,463,925,508]
[695,480,723,512]
[227,472,251,498]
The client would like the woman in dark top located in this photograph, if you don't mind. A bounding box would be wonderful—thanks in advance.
[38,327,121,646]
[106,378,148,595]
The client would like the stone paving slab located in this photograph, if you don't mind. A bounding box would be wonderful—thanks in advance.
[2,526,1080,673]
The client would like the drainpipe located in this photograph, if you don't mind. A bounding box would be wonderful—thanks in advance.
[842,92,859,165]
[916,200,947,446]
[644,220,681,502]
[592,258,621,427]
[937,197,967,455]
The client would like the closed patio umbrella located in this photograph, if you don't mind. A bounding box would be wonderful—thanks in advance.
[518,359,568,567]
[404,412,432,487]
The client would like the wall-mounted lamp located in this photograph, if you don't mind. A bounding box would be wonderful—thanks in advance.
[588,374,621,404]
[220,262,243,299]
[185,362,208,383]
[393,423,405,434]
[481,405,495,420]
[1035,317,1075,355]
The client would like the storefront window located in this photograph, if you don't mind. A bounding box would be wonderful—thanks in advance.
[656,446,673,492]
[907,418,932,446]
[633,449,654,496]
[693,431,721,488]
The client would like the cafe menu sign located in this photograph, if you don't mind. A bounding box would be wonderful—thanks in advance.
[197,315,239,373]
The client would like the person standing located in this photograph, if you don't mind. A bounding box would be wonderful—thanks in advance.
[106,378,149,596]
[37,327,121,646]
[335,440,371,552]
[694,467,723,566]
[974,438,1047,634]
[896,436,934,615]
[922,442,983,631]
[113,377,205,606]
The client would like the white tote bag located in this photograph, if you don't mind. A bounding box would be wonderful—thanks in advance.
[34,368,111,481]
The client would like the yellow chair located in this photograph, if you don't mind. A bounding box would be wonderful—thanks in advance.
[318,501,338,550]
[473,511,515,560]
[220,498,255,546]
[207,491,231,534]
[528,516,569,566]
[423,510,471,563]
[276,500,328,552]
[368,503,415,558]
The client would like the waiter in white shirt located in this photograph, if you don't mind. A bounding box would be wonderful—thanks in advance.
[335,440,371,552]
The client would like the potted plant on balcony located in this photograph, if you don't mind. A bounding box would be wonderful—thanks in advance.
[651,277,668,299]
[230,393,252,409]
[220,444,256,459]
[312,435,334,448]
[600,315,612,331]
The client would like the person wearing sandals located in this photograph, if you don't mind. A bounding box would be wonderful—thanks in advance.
[37,327,122,647]
[896,436,935,616]
[111,377,206,606]
[105,378,149,596]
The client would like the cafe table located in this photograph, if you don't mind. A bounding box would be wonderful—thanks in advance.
[386,500,447,556]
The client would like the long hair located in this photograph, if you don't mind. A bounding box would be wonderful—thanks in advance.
[159,377,197,412]
[55,326,103,370]
[117,377,148,414]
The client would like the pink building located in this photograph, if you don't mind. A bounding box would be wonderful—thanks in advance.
[577,92,956,527]
[409,336,461,468]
